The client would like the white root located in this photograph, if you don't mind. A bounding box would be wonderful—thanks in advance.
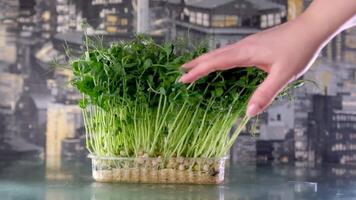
[91,157,225,184]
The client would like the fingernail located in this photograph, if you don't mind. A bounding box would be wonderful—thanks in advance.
[247,103,261,117]
[180,66,189,73]
[179,75,187,83]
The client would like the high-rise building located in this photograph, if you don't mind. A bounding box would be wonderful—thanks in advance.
[54,0,83,33]
[14,0,39,75]
[291,60,356,163]
[0,25,16,64]
[17,0,37,38]
[231,132,257,162]
[322,33,346,63]
[47,68,81,104]
[167,0,287,48]
[321,26,356,65]
[0,72,24,114]
[46,103,83,157]
[82,0,134,35]
[147,0,171,39]
[257,99,296,162]
[343,27,356,64]
[0,1,18,65]
[258,57,356,163]
[35,1,55,39]
[0,72,42,156]
[306,94,356,164]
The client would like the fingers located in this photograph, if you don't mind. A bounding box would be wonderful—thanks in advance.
[182,43,237,69]
[246,67,291,117]
[179,47,251,83]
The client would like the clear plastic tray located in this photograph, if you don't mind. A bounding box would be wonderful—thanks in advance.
[88,154,228,184]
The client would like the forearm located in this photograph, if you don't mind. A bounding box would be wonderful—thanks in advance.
[297,0,356,46]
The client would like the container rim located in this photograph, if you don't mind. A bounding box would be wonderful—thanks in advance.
[87,154,229,161]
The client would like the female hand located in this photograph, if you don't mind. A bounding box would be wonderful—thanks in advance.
[179,0,356,117]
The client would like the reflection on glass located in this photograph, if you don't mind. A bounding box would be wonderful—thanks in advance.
[90,182,225,200]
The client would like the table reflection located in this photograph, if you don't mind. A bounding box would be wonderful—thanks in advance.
[1,157,356,200]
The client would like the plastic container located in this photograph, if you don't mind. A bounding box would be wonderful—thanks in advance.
[89,154,228,184]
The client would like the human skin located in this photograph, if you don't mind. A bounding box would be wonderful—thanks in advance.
[179,0,356,117]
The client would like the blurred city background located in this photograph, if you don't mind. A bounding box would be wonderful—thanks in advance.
[1,0,356,182]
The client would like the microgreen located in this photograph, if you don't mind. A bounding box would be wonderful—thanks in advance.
[70,35,299,159]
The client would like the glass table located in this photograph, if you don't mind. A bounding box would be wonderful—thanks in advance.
[0,157,355,200]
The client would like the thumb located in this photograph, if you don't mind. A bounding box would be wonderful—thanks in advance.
[246,68,291,117]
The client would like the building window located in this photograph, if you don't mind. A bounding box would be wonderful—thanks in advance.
[92,0,123,5]
[261,13,279,28]
[280,8,286,18]
[337,143,346,151]
[120,18,128,26]
[260,15,267,28]
[351,144,356,150]
[196,12,203,25]
[350,133,356,139]
[180,13,185,20]
[106,26,117,33]
[268,14,274,26]
[106,26,127,33]
[277,114,281,121]
[225,15,238,27]
[106,15,117,24]
[106,16,127,26]
[124,7,128,13]
[275,13,281,24]
[189,12,196,24]
[336,133,343,140]
[212,15,225,27]
[212,15,238,27]
[184,8,189,15]
[203,13,209,26]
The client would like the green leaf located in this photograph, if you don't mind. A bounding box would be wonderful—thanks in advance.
[214,87,224,97]
[159,87,166,95]
[78,99,88,108]
[143,59,152,69]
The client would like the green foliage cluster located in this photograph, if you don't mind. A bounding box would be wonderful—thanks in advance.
[70,35,272,159]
